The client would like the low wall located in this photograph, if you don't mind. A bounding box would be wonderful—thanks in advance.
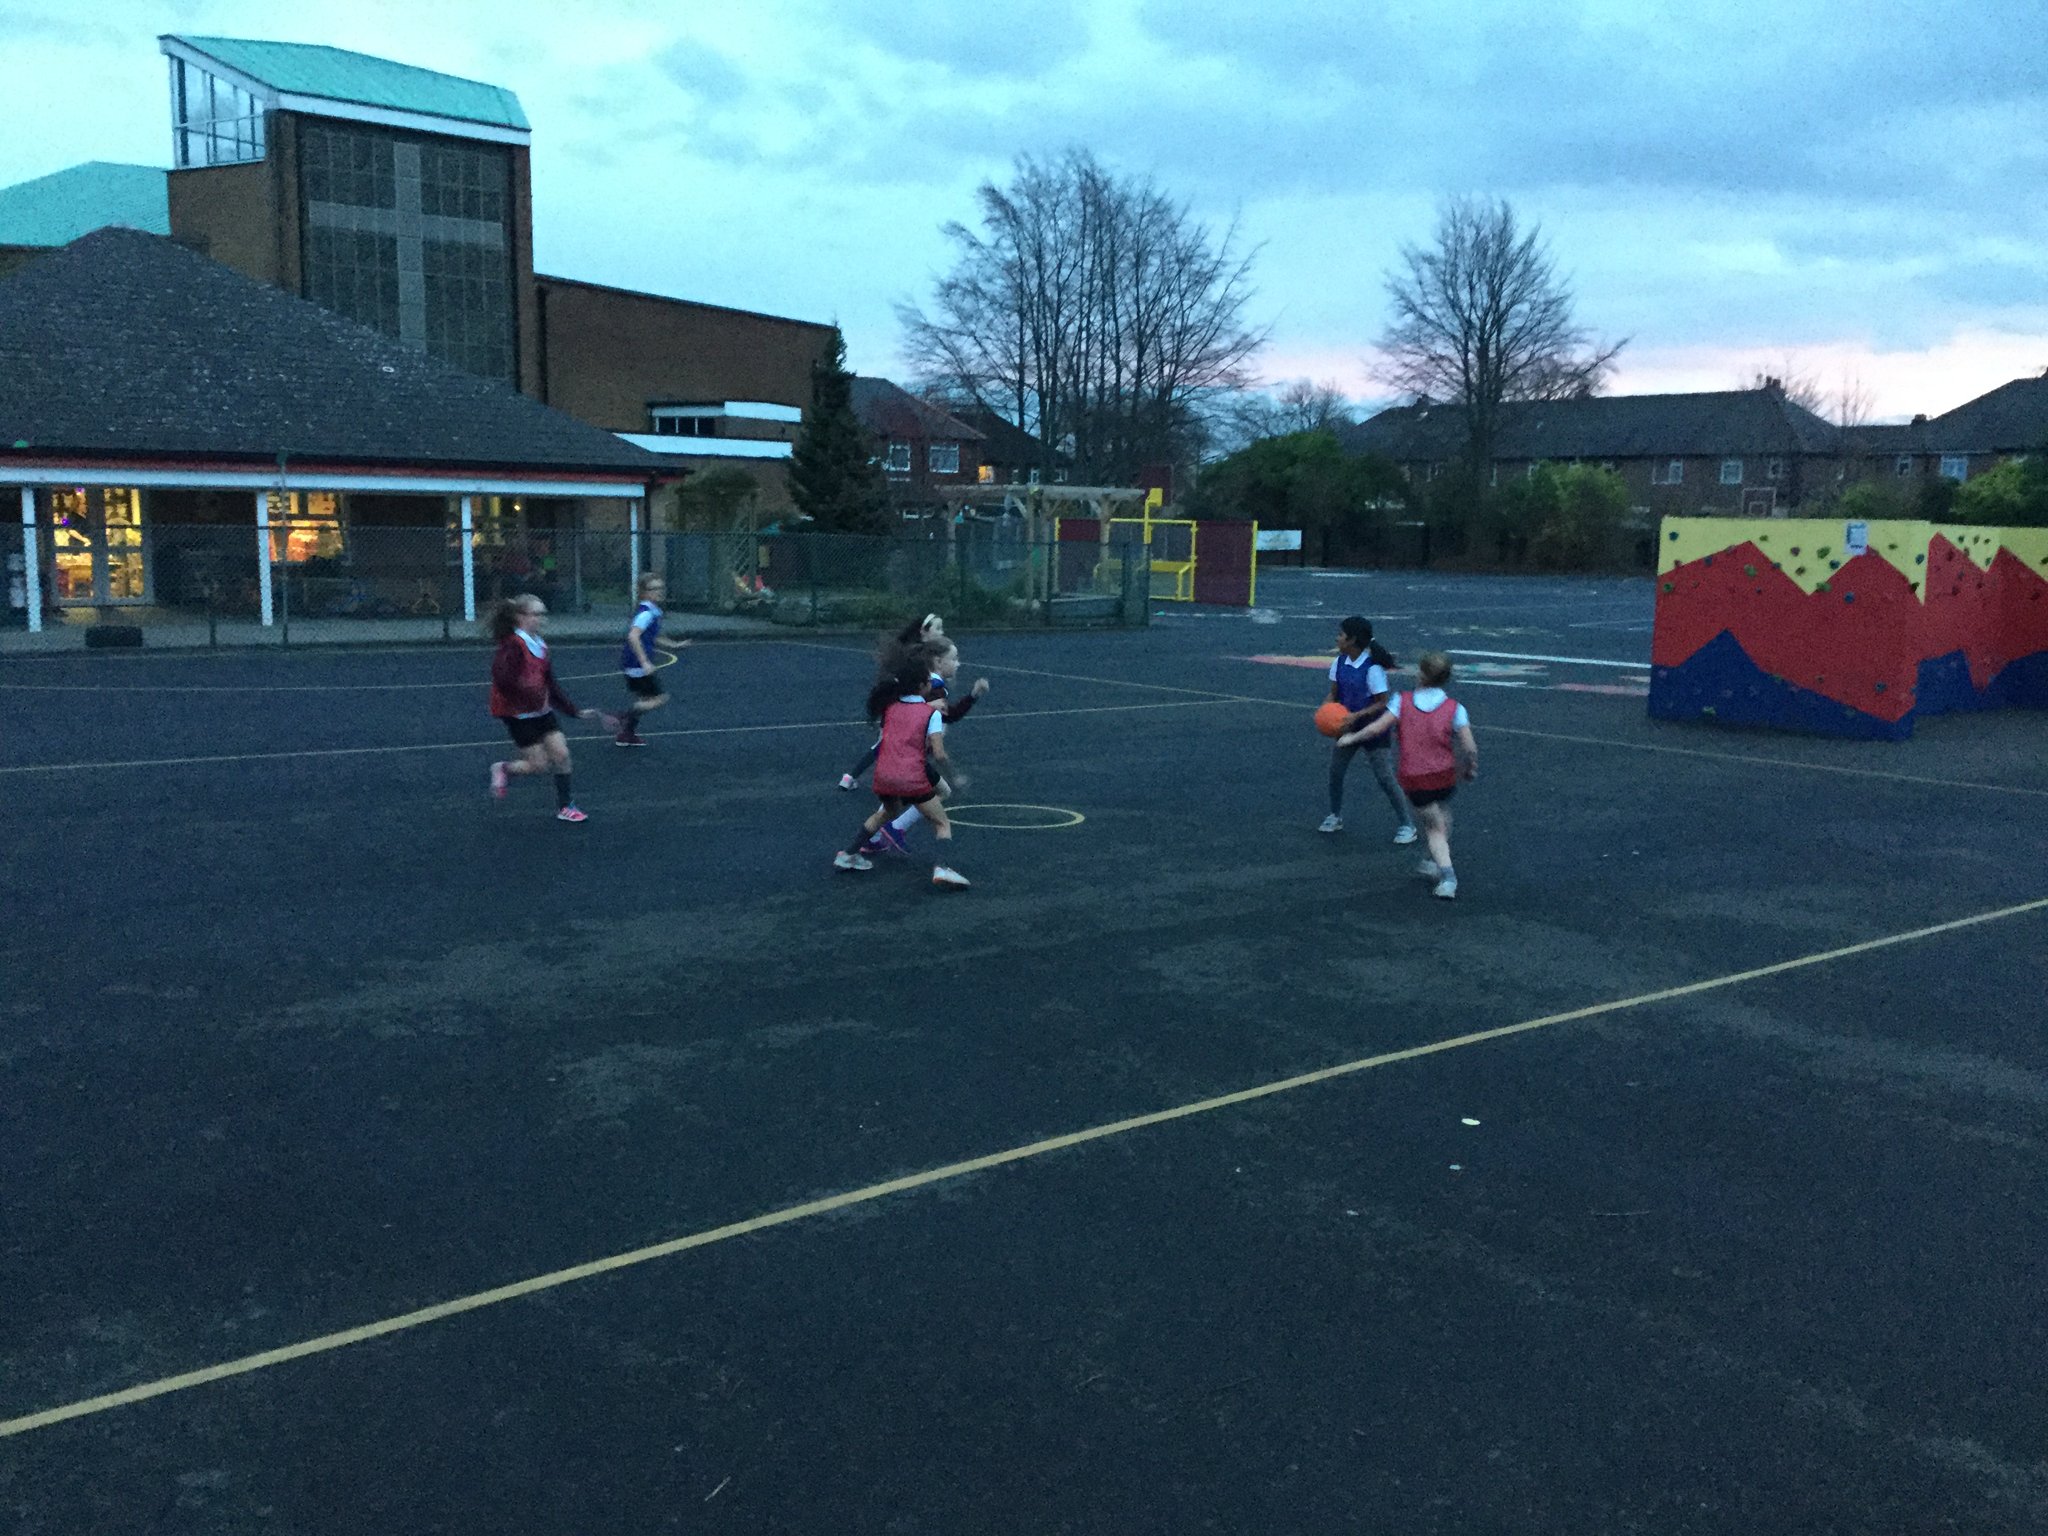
[1649,517,2048,738]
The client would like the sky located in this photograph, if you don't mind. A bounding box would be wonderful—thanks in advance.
[3,0,2044,420]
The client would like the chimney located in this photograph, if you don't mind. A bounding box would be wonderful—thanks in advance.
[1911,413,1928,426]
[1762,376,1781,392]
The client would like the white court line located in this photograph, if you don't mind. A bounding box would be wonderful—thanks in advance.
[784,644,2048,801]
[1451,649,1651,670]
[0,648,685,693]
[0,698,1237,776]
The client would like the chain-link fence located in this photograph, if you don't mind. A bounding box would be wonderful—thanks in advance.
[8,520,1149,643]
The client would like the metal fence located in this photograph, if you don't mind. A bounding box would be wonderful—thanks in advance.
[8,520,1149,642]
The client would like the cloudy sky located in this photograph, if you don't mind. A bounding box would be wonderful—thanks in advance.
[4,0,2044,419]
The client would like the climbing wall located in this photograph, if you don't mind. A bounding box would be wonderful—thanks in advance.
[1649,517,2048,739]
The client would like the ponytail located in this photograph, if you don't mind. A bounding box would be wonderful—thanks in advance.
[866,654,932,722]
[488,593,542,642]
[1368,638,1397,670]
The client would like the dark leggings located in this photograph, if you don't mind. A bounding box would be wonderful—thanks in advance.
[845,739,880,779]
[1330,741,1412,824]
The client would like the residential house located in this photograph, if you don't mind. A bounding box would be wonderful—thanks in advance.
[1344,383,1840,515]
[946,405,1068,485]
[1344,373,2048,517]
[849,378,984,508]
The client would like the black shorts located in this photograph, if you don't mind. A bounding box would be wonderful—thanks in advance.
[504,712,560,749]
[624,672,665,700]
[1404,784,1457,809]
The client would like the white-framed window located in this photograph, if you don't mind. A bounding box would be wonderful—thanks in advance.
[1767,458,1784,481]
[1427,462,1443,481]
[1895,454,1914,476]
[1939,454,1969,482]
[170,56,268,168]
[885,440,912,474]
[1652,459,1685,485]
[928,441,961,475]
[1720,459,1743,486]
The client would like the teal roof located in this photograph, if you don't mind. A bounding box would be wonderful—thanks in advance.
[0,162,170,248]
[166,36,529,132]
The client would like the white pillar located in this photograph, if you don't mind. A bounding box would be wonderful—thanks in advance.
[20,486,41,634]
[459,495,476,623]
[255,491,274,626]
[628,497,643,591]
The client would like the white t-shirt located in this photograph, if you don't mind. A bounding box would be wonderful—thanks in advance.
[1328,654,1391,696]
[1387,687,1469,729]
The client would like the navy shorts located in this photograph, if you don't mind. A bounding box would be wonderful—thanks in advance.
[1404,784,1457,809]
[624,672,665,700]
[504,713,560,748]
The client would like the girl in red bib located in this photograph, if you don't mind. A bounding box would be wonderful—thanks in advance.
[835,654,969,889]
[486,594,610,822]
[1338,651,1478,899]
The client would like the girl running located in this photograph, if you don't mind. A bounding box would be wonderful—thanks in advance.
[861,637,988,855]
[839,613,950,790]
[486,594,608,822]
[615,573,691,747]
[1320,615,1416,845]
[1339,651,1478,899]
[836,655,969,889]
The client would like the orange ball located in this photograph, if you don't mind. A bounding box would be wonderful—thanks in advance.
[1314,701,1352,738]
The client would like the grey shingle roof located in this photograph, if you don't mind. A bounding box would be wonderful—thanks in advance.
[1343,387,1841,462]
[850,377,984,442]
[1923,376,2048,453]
[0,228,660,475]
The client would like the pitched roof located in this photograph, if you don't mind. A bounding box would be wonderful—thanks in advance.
[0,162,170,248]
[849,377,984,442]
[1924,376,2048,453]
[1343,387,1841,462]
[948,405,1065,466]
[0,228,658,475]
[164,35,529,131]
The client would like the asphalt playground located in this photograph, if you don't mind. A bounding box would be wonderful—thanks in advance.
[3,566,2046,1534]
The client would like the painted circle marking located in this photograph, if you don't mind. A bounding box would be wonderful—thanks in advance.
[942,803,1086,830]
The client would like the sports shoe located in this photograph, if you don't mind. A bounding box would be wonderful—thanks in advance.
[556,806,588,823]
[834,851,874,872]
[875,823,910,855]
[489,762,508,799]
[1416,858,1441,878]
[932,865,970,890]
[1432,875,1458,900]
[1318,814,1343,834]
[838,773,858,790]
[1393,824,1418,845]
[614,732,647,748]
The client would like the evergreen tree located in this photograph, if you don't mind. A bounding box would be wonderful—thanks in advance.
[790,330,891,534]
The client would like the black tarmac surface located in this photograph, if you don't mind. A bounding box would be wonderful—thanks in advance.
[3,568,2046,1534]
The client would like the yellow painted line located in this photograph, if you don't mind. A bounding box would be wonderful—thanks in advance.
[5,893,2043,1441]
[0,698,1238,776]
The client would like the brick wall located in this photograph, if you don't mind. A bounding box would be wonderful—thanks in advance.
[537,277,832,433]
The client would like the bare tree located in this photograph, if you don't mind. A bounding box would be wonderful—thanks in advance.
[1209,377,1356,453]
[1377,197,1624,470]
[900,151,1266,484]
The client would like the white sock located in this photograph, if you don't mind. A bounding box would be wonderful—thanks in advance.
[891,806,924,832]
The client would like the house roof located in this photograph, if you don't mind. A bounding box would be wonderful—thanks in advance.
[948,405,1064,466]
[0,162,170,248]
[0,228,658,475]
[1924,376,2048,453]
[850,377,984,442]
[164,35,529,132]
[1343,387,1841,462]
